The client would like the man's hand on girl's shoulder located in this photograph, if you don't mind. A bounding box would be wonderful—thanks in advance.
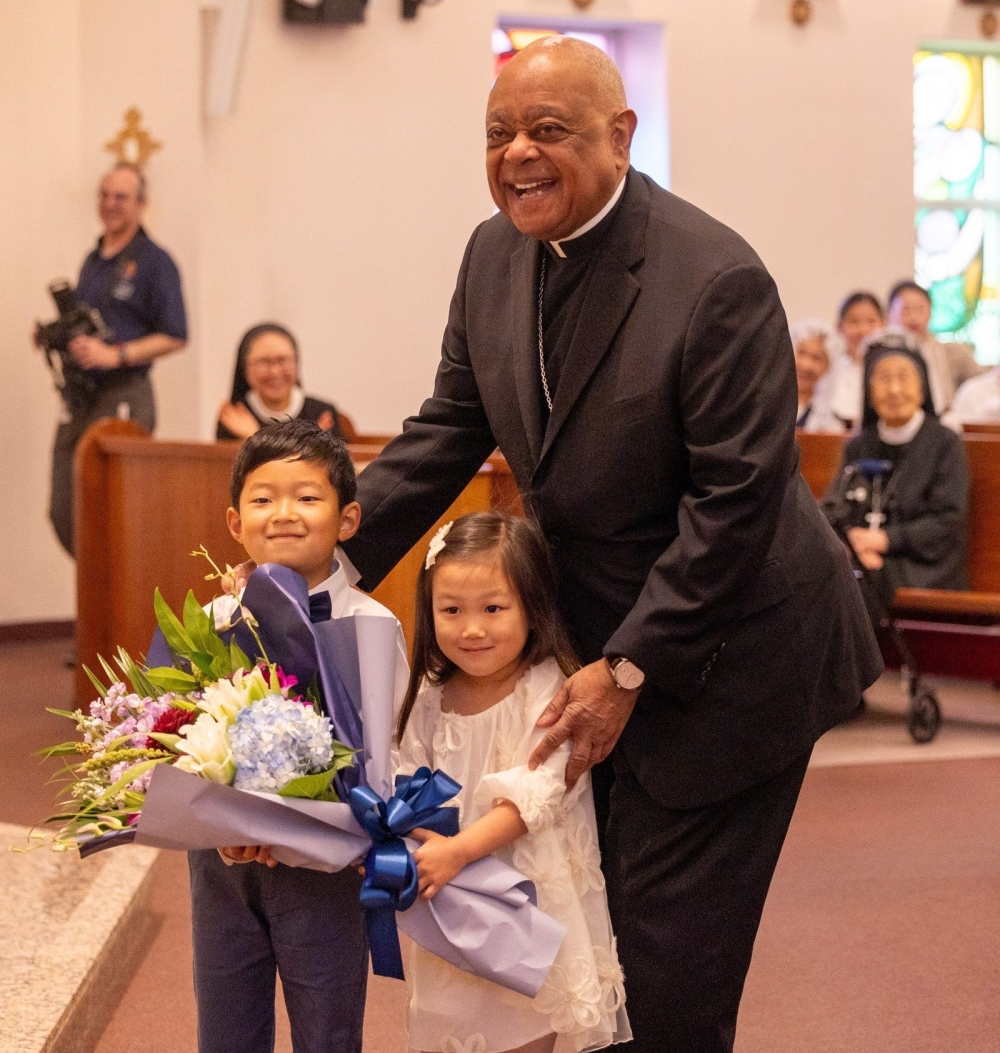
[530,660,639,789]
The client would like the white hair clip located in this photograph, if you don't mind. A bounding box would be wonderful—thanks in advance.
[425,521,453,570]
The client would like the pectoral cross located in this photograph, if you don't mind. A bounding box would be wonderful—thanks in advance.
[867,475,886,531]
[865,510,886,530]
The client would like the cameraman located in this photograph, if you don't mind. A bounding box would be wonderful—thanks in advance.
[49,161,187,555]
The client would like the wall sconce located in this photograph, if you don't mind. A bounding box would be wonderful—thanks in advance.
[962,1,1000,39]
[790,0,812,25]
[571,0,596,9]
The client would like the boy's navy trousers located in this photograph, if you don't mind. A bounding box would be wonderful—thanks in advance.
[189,849,369,1053]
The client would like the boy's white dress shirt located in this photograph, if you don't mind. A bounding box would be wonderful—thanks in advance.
[211,557,409,720]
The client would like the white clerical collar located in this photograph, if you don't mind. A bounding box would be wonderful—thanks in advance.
[878,409,925,446]
[246,386,306,423]
[549,175,627,259]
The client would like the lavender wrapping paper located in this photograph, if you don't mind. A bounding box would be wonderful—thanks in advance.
[134,764,565,998]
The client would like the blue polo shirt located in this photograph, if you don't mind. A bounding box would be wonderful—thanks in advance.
[77,227,187,385]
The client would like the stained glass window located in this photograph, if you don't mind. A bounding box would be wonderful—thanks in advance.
[914,49,1000,364]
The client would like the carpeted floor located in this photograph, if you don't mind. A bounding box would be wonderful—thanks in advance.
[4,639,1000,1052]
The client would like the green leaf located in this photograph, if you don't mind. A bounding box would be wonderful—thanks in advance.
[170,698,198,712]
[45,708,82,721]
[277,744,358,801]
[188,651,217,677]
[277,767,341,802]
[147,732,181,751]
[92,756,172,807]
[229,637,252,673]
[183,591,223,658]
[98,654,119,687]
[83,666,108,698]
[36,741,83,759]
[115,647,158,699]
[154,588,197,658]
[146,667,199,692]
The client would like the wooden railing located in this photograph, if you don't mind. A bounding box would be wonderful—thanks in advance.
[797,430,1000,593]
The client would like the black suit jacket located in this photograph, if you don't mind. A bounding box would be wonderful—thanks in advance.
[346,171,882,808]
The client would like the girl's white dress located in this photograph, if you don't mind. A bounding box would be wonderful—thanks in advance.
[397,658,632,1053]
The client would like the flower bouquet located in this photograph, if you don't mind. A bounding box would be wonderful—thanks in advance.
[40,583,357,852]
[35,558,566,997]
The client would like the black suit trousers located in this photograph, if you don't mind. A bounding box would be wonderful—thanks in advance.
[605,747,812,1053]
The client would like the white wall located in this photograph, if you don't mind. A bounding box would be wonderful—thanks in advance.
[0,1,84,624]
[0,0,992,623]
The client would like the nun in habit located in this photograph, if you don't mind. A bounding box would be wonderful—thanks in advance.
[822,330,969,599]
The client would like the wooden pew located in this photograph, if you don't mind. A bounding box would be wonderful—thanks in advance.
[74,421,521,703]
[796,429,1000,681]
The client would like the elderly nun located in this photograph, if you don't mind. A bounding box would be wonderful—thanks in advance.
[821,328,969,594]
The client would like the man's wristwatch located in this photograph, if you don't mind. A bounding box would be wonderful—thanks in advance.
[605,655,646,691]
[116,342,130,366]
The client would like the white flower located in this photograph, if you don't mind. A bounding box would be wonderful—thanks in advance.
[174,713,237,784]
[567,824,606,896]
[512,836,574,910]
[200,667,270,723]
[433,713,468,756]
[510,766,564,832]
[441,1035,486,1053]
[594,943,626,1014]
[534,957,603,1034]
[425,521,453,570]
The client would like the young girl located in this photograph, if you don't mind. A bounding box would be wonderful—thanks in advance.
[397,512,631,1053]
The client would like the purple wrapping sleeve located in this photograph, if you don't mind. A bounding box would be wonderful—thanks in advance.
[397,843,567,998]
[133,766,565,996]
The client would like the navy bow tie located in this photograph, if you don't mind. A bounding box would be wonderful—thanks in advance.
[309,591,332,623]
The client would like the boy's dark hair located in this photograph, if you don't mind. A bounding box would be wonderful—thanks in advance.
[397,511,580,739]
[887,280,931,308]
[229,419,357,507]
[838,290,883,323]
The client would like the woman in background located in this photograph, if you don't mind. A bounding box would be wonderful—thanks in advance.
[830,291,884,428]
[217,323,346,441]
[821,331,968,596]
[792,319,843,432]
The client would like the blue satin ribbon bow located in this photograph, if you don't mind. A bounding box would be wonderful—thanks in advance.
[349,767,461,980]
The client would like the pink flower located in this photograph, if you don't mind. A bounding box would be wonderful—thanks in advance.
[260,664,299,693]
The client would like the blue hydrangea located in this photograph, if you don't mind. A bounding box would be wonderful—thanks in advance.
[228,694,334,792]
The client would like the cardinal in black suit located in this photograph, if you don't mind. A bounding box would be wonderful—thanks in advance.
[344,38,882,1052]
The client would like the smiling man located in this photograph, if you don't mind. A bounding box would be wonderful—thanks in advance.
[48,162,187,556]
[344,38,882,1052]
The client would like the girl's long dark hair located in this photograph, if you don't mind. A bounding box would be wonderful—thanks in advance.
[397,512,580,739]
[229,323,300,405]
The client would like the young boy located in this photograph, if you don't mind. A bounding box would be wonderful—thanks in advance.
[188,419,408,1053]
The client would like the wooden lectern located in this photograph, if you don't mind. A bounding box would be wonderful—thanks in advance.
[73,421,521,703]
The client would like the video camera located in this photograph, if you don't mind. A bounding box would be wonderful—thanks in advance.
[34,281,111,409]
